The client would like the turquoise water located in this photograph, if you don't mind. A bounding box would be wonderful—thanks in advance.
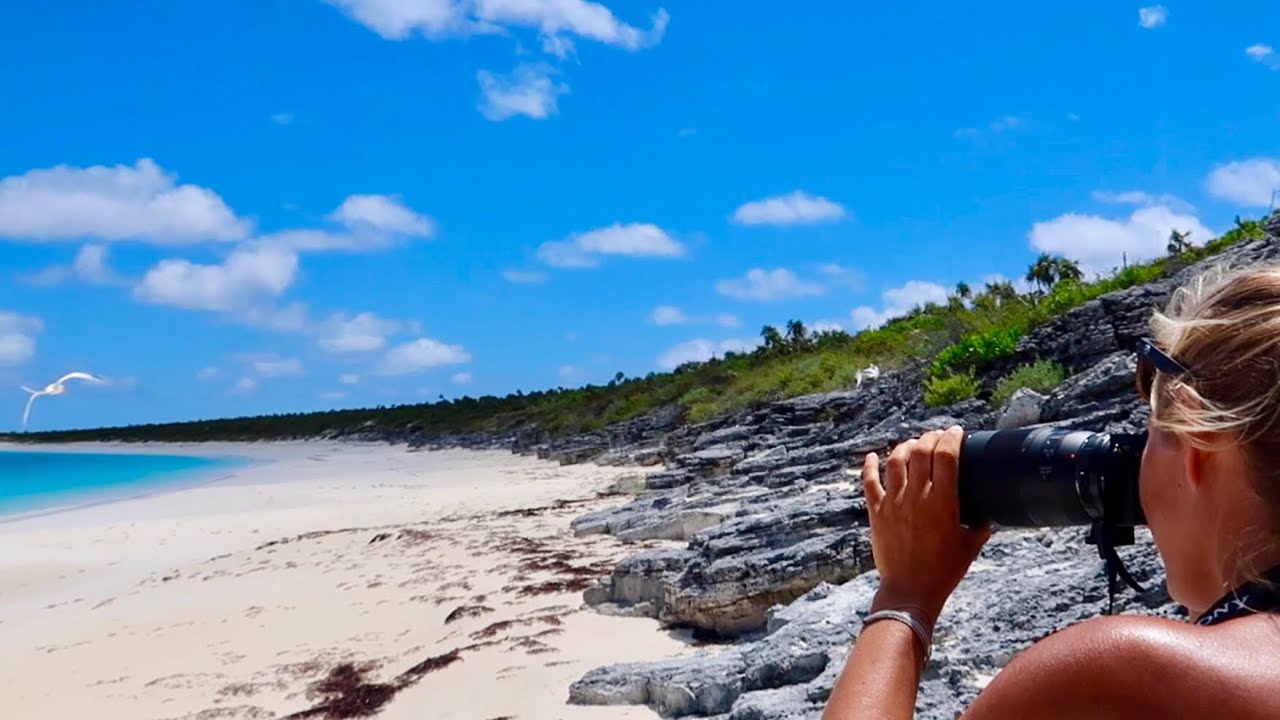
[0,450,242,519]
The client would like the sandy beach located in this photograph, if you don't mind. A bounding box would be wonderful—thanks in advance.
[0,442,691,720]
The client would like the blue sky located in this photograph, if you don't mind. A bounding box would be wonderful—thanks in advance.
[1,1,1279,431]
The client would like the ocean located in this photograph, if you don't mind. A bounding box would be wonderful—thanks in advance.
[0,449,242,519]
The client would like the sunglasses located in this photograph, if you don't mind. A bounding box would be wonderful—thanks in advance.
[1135,337,1192,402]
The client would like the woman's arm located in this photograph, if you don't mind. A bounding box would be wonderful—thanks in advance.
[821,596,931,720]
[822,428,990,719]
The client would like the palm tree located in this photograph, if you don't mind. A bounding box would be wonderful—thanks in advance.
[785,319,809,351]
[1167,229,1193,257]
[955,281,972,300]
[1053,257,1083,284]
[1026,253,1056,292]
[761,325,784,353]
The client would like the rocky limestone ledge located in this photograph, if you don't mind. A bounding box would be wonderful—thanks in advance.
[583,490,872,637]
[569,528,1181,719]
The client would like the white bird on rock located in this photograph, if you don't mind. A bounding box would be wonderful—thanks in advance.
[854,363,881,387]
[21,371,103,429]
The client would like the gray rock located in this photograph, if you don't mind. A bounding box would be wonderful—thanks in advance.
[570,528,1180,719]
[1041,352,1141,422]
[995,387,1045,429]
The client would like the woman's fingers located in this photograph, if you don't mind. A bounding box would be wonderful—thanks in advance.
[884,439,915,501]
[906,430,941,501]
[927,426,964,504]
[862,452,885,511]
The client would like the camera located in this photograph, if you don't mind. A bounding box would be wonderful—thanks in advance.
[956,427,1151,606]
[957,427,1147,530]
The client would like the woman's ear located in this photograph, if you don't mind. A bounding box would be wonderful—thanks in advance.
[1181,439,1208,491]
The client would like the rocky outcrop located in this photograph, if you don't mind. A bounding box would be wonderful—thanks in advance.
[570,528,1179,719]
[562,219,1279,718]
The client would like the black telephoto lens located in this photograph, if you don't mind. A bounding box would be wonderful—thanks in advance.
[956,427,1148,529]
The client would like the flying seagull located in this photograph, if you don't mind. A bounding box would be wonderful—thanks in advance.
[21,371,103,430]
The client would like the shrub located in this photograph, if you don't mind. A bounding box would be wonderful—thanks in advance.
[929,324,1024,379]
[924,371,979,408]
[991,360,1067,408]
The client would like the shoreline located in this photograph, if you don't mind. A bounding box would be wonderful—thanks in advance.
[0,441,689,719]
[0,449,263,526]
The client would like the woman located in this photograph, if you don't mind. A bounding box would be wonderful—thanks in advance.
[823,264,1280,719]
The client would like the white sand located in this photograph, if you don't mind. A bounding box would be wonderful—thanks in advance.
[0,442,691,720]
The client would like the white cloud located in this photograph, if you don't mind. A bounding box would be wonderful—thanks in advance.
[233,377,257,393]
[21,244,118,286]
[537,222,685,268]
[715,267,825,302]
[381,337,471,375]
[134,243,298,313]
[648,305,687,325]
[815,262,866,291]
[238,353,304,377]
[0,311,42,367]
[328,194,435,236]
[1029,205,1214,276]
[1138,6,1167,29]
[248,195,435,253]
[72,244,114,284]
[451,371,473,385]
[954,115,1025,140]
[849,306,892,331]
[883,280,949,311]
[239,302,311,333]
[1092,190,1186,207]
[981,272,1035,295]
[317,312,402,354]
[502,268,548,284]
[320,390,347,400]
[731,190,848,227]
[647,305,739,327]
[325,0,669,50]
[811,319,844,333]
[1205,158,1280,207]
[339,373,361,385]
[196,366,222,382]
[849,280,950,331]
[1246,44,1280,70]
[542,34,576,59]
[0,159,250,244]
[478,63,568,121]
[656,337,757,370]
[558,364,579,381]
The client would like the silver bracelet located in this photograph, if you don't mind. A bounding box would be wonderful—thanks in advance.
[861,609,932,664]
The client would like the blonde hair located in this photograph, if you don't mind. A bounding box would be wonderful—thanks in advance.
[1149,262,1280,515]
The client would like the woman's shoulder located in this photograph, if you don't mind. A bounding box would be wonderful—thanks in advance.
[961,614,1280,719]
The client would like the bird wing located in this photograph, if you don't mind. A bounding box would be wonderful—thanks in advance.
[56,372,102,385]
[22,391,41,429]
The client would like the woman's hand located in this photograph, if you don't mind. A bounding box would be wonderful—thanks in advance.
[863,426,991,620]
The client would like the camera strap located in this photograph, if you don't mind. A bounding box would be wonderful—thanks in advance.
[1100,533,1147,615]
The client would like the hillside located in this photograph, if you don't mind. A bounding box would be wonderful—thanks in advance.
[4,211,1275,446]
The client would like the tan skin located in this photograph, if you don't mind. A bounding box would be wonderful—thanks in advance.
[822,423,1280,720]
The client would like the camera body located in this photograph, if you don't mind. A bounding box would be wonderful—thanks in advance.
[957,427,1147,533]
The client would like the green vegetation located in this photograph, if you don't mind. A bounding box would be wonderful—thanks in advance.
[5,212,1273,444]
[924,371,980,408]
[991,360,1068,409]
